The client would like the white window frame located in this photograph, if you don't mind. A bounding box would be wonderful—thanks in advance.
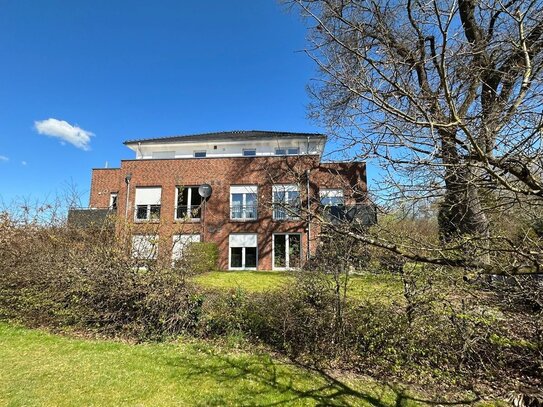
[131,234,159,260]
[134,187,162,222]
[109,192,118,210]
[172,234,201,261]
[194,151,207,158]
[230,185,258,220]
[175,186,201,221]
[242,148,256,157]
[272,233,302,270]
[319,189,345,206]
[272,184,300,220]
[228,234,258,270]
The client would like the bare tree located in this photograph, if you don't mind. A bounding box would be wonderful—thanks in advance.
[289,0,543,274]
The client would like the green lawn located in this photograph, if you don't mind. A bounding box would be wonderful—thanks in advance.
[0,323,424,407]
[193,271,404,303]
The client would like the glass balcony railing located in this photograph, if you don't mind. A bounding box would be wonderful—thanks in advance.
[230,204,258,220]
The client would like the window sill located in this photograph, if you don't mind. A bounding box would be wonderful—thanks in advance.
[134,219,160,223]
[230,218,259,222]
[174,218,201,223]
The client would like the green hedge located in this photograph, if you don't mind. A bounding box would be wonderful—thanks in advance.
[184,242,219,274]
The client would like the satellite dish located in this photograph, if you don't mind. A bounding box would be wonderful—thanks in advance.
[198,184,212,198]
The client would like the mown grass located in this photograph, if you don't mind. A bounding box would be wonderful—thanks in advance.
[0,323,426,407]
[193,271,404,304]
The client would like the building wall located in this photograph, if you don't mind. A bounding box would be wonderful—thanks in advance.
[131,137,325,159]
[89,168,122,208]
[89,156,367,270]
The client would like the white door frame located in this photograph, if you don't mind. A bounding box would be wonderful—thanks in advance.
[272,233,302,270]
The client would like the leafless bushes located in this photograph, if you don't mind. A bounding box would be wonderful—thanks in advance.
[0,209,541,396]
[0,212,203,340]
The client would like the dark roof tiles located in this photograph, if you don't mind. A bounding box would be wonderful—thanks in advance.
[124,130,326,145]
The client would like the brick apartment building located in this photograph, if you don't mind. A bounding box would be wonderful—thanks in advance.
[80,130,372,271]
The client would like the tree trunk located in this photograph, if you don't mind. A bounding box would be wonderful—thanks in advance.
[438,129,490,244]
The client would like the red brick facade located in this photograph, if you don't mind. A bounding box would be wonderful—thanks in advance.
[89,155,367,270]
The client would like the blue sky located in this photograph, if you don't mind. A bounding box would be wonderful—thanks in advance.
[0,1,367,205]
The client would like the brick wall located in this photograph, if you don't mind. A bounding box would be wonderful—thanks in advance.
[89,156,367,270]
[89,168,122,208]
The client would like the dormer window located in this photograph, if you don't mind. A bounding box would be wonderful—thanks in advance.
[287,147,299,155]
[194,151,206,158]
[243,148,256,157]
[275,147,299,156]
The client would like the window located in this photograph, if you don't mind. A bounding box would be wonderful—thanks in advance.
[243,148,256,157]
[273,234,301,269]
[175,186,202,220]
[275,148,286,156]
[109,192,118,210]
[287,147,299,155]
[131,234,158,260]
[273,185,300,220]
[134,187,161,221]
[194,151,207,158]
[319,189,344,206]
[229,234,257,269]
[172,234,201,261]
[230,185,258,220]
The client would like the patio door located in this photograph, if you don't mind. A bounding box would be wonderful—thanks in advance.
[273,234,301,270]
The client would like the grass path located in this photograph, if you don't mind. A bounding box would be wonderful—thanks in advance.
[0,323,422,407]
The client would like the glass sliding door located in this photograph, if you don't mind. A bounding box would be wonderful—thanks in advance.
[273,234,301,270]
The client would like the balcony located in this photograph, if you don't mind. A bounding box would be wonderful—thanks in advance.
[321,204,377,226]
[230,204,258,221]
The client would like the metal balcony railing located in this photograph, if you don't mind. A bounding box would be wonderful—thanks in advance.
[135,204,161,221]
[230,204,258,220]
[320,204,377,226]
[273,203,301,220]
[175,205,201,221]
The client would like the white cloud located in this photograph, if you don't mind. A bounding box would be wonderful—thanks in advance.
[0,155,8,162]
[34,118,94,151]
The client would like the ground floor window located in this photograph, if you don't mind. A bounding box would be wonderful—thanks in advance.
[273,233,301,269]
[229,234,257,269]
[172,234,201,261]
[131,234,159,260]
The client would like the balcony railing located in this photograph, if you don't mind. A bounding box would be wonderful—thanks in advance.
[273,203,301,220]
[135,204,161,221]
[175,205,201,221]
[321,204,377,226]
[230,204,258,220]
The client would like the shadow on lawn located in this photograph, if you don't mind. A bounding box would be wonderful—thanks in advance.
[166,349,480,406]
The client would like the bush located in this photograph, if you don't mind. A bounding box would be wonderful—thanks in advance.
[0,219,203,340]
[183,242,218,274]
[1,213,541,396]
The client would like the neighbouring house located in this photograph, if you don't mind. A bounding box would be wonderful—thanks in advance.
[74,130,374,270]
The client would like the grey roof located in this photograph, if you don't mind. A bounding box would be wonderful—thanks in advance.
[124,130,326,145]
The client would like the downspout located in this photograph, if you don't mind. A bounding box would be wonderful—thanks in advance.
[125,173,132,219]
[306,169,311,262]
